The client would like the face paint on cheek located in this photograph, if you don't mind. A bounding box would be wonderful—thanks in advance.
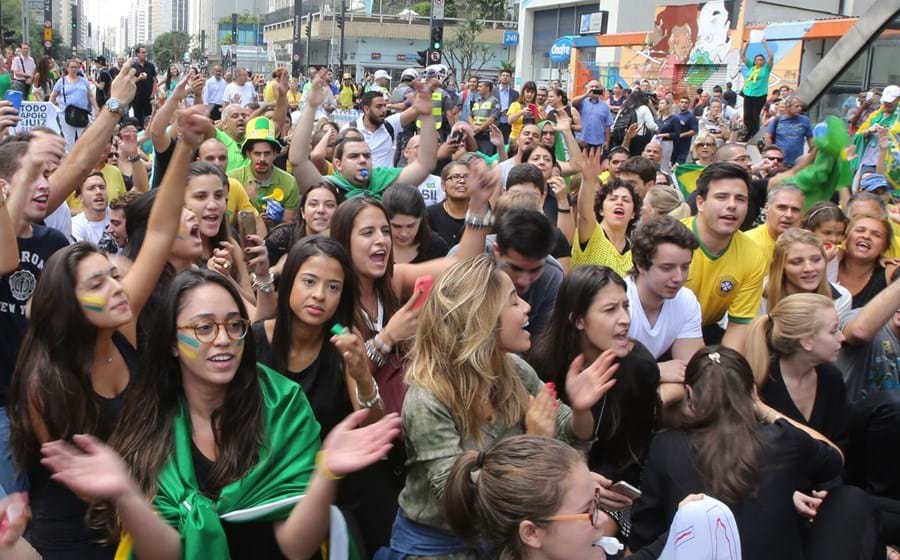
[176,332,201,359]
[79,295,107,313]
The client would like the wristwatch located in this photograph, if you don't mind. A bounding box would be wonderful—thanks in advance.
[105,97,123,115]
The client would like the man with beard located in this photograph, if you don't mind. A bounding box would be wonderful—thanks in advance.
[228,117,299,225]
[744,185,805,262]
[71,172,111,244]
[343,89,423,168]
[682,162,764,350]
[292,76,437,200]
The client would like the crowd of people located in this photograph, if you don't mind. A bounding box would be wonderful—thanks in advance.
[0,39,898,560]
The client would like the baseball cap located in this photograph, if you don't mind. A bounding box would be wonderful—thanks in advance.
[882,85,900,104]
[860,173,890,193]
[241,117,282,154]
[374,70,391,81]
[477,77,494,87]
[94,56,107,65]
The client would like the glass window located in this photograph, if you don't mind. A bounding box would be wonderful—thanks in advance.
[869,38,900,86]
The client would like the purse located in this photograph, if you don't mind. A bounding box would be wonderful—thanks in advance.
[62,81,90,128]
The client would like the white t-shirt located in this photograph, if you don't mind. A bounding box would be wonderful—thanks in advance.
[417,174,444,206]
[625,275,703,359]
[222,81,258,107]
[44,202,73,241]
[71,210,110,245]
[341,113,403,169]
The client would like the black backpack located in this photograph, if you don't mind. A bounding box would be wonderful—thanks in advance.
[610,105,638,147]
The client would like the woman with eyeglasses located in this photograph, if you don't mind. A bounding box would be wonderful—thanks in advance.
[40,269,401,560]
[7,110,204,559]
[630,347,847,560]
[426,161,470,248]
[444,435,740,560]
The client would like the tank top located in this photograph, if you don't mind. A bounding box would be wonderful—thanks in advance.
[27,331,137,559]
[850,262,888,309]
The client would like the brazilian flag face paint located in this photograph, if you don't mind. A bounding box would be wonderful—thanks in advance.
[176,332,201,359]
[79,295,107,313]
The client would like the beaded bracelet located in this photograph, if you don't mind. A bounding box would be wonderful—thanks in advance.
[365,339,386,368]
[465,209,495,229]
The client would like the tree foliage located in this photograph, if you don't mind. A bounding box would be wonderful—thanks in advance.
[1,4,65,60]
[152,31,192,67]
[443,16,496,82]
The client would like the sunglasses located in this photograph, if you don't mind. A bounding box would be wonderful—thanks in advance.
[765,156,784,162]
[696,142,716,147]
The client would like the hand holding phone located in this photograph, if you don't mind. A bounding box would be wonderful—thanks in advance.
[4,91,23,112]
[610,480,642,500]
[238,211,257,248]
[412,275,433,310]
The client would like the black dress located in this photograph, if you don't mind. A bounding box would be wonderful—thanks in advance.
[760,360,848,451]
[27,332,137,559]
[630,420,843,560]
[850,262,887,309]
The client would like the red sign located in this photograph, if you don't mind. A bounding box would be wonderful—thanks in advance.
[396,54,407,61]
[371,52,381,60]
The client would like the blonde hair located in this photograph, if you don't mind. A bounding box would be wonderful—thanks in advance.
[406,254,528,444]
[692,133,717,159]
[494,191,542,223]
[745,293,835,386]
[766,228,831,309]
[645,186,691,220]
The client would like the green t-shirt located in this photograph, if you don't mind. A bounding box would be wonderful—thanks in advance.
[741,60,772,98]
[228,165,301,213]
[328,166,403,199]
[216,129,250,172]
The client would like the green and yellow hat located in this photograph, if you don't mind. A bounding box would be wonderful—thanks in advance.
[241,117,283,154]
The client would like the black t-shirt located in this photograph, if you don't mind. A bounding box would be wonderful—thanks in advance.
[584,341,659,484]
[0,225,68,405]
[760,360,848,450]
[95,69,112,107]
[630,420,843,560]
[252,322,353,437]
[550,227,571,261]
[411,230,449,263]
[151,136,176,189]
[133,60,157,101]
[426,204,465,249]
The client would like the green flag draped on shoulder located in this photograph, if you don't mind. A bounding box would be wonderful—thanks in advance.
[673,163,706,198]
[115,365,357,560]
[328,167,403,200]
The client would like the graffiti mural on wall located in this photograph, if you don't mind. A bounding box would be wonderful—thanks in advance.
[619,1,744,91]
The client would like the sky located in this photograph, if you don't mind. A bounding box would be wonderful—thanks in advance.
[83,0,128,32]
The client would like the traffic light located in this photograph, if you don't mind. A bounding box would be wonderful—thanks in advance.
[416,49,428,67]
[336,14,344,29]
[305,19,312,36]
[0,28,15,47]
[430,22,443,51]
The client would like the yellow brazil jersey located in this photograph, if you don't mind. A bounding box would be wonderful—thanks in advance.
[884,221,900,258]
[226,177,258,226]
[744,223,777,265]
[67,164,128,213]
[682,217,765,326]
[571,223,633,277]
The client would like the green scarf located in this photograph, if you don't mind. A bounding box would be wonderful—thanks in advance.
[122,365,325,559]
[329,167,403,200]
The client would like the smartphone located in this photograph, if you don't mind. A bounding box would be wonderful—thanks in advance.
[412,275,433,310]
[238,211,257,247]
[610,481,641,500]
[132,57,139,67]
[4,91,22,111]
[449,129,463,143]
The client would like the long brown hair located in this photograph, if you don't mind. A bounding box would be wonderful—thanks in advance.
[443,436,585,560]
[406,255,528,444]
[682,346,762,504]
[765,228,832,309]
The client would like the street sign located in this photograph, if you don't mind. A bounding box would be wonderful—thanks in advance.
[44,20,51,28]
[43,41,51,48]
[503,31,519,46]
[549,36,573,63]
[432,0,444,20]
[396,54,407,61]
[43,28,52,42]
[428,50,441,64]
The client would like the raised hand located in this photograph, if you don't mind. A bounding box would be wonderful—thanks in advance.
[321,410,401,476]
[581,146,607,181]
[176,104,212,147]
[565,351,619,413]
[382,285,424,344]
[189,72,206,100]
[306,77,327,108]
[555,112,572,132]
[547,175,568,203]
[41,434,135,501]
[488,123,504,147]
[526,383,559,436]
[15,132,66,187]
[465,157,496,214]
[411,79,439,116]
[208,240,235,276]
[242,234,270,277]
[330,328,369,382]
[110,58,138,106]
